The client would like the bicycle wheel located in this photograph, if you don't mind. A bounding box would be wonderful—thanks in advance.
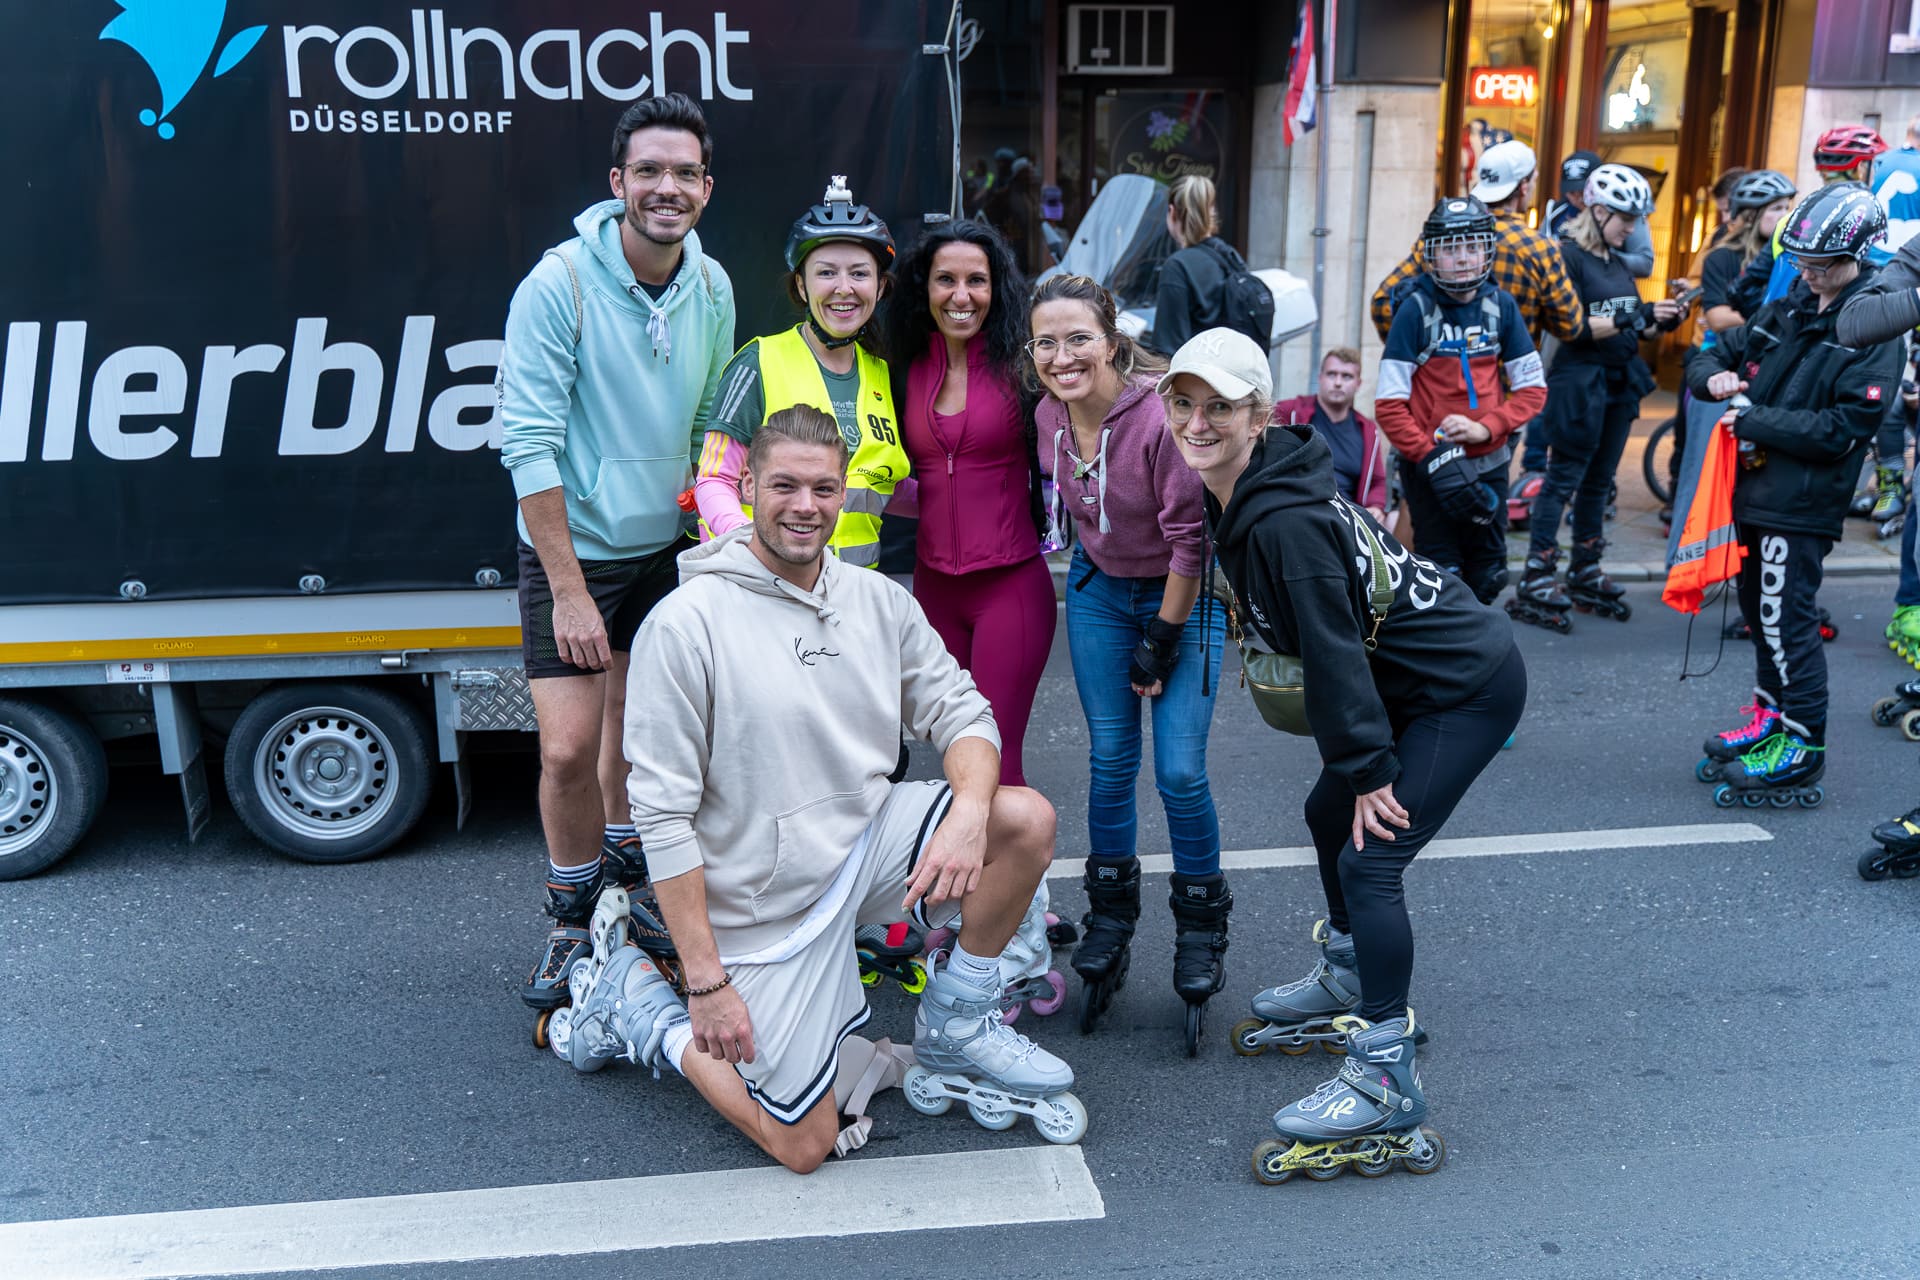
[1642,417,1677,505]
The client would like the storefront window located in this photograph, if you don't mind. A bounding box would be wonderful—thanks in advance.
[1457,0,1556,194]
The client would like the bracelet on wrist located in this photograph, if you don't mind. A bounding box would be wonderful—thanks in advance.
[687,973,731,997]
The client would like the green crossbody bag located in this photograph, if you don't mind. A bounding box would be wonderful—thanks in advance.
[1232,520,1394,736]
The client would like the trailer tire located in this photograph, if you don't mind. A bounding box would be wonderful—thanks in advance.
[0,696,108,881]
[225,683,434,865]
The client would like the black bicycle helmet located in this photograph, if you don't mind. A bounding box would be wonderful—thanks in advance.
[1778,182,1887,261]
[1727,169,1796,215]
[1419,196,1497,290]
[784,176,896,271]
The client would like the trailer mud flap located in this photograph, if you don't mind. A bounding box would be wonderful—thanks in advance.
[151,683,210,843]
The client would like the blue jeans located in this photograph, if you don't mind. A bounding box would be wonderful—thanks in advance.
[1064,549,1225,875]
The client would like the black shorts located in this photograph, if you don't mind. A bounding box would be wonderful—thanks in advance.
[516,540,680,680]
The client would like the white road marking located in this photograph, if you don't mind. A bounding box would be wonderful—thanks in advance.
[0,1145,1104,1280]
[1046,822,1773,879]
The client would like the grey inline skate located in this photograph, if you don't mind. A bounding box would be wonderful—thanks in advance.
[923,884,1069,1023]
[904,966,1087,1144]
[1566,539,1630,622]
[1505,548,1571,633]
[1253,1010,1445,1184]
[1233,919,1358,1057]
[546,886,689,1076]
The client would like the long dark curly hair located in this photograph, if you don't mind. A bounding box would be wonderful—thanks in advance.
[885,218,1046,537]
[885,219,1031,392]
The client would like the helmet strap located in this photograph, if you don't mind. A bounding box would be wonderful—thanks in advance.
[806,312,864,350]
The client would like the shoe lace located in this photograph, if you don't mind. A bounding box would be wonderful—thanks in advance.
[1732,701,1778,741]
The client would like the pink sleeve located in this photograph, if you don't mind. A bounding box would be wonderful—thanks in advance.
[1150,432,1208,579]
[693,430,750,539]
[1358,415,1390,511]
[887,476,921,519]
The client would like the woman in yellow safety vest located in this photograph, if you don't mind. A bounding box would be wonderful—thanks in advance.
[693,177,904,568]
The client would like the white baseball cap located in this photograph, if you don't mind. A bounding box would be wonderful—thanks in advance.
[1470,139,1537,204]
[1155,327,1273,401]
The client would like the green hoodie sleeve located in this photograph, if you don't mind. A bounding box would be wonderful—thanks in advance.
[498,253,581,501]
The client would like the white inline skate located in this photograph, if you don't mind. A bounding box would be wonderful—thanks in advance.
[923,884,1068,1023]
[546,885,688,1077]
[904,966,1087,1144]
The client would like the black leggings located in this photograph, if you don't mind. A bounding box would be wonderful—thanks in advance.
[1302,643,1528,1022]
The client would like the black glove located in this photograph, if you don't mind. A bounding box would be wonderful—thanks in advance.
[1128,616,1184,689]
[1424,444,1499,526]
[1617,299,1654,335]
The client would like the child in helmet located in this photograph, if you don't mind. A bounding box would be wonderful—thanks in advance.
[1373,195,1547,605]
[1516,164,1684,629]
[1689,185,1905,800]
[693,177,902,569]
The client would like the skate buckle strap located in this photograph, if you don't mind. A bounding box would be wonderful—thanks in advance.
[831,1037,916,1158]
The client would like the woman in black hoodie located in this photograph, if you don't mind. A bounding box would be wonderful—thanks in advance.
[1159,326,1526,1180]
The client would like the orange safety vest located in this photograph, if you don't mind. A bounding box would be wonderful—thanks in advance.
[1661,414,1746,614]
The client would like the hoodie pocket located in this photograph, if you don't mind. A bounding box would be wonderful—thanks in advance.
[573,456,688,552]
[756,790,866,924]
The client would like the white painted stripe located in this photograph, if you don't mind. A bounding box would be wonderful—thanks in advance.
[1046,822,1773,879]
[0,1146,1103,1280]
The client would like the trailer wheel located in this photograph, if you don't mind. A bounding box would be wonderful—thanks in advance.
[0,696,108,880]
[225,683,433,864]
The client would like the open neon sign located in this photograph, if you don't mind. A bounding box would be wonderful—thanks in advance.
[1468,67,1539,107]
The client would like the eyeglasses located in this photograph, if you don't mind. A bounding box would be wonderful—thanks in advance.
[1163,394,1247,427]
[1794,256,1847,279]
[625,161,708,188]
[1025,332,1105,361]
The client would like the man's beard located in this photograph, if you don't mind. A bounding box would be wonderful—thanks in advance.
[754,514,826,568]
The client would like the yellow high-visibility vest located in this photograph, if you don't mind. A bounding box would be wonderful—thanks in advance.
[752,326,906,568]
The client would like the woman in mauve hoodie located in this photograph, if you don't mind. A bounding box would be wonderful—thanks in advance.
[1028,274,1229,1037]
[885,221,1055,788]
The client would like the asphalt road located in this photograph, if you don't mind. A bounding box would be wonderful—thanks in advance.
[5,578,1920,1279]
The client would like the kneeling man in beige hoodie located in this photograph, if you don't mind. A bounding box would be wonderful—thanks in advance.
[551,405,1082,1172]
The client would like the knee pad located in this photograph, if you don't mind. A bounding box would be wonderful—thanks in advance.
[1470,563,1510,605]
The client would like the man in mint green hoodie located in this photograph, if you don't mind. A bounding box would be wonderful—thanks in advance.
[500,93,737,1010]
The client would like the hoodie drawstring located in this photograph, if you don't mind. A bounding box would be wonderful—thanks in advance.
[629,282,677,363]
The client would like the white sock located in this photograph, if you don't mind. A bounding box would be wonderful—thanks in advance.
[946,943,1001,992]
[663,1021,693,1075]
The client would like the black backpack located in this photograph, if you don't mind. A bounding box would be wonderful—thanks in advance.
[1202,239,1275,350]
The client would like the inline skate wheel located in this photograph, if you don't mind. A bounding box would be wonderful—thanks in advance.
[1304,1157,1345,1182]
[1029,971,1068,1017]
[900,960,929,996]
[1184,1003,1204,1058]
[1046,920,1079,948]
[1873,696,1902,727]
[1859,848,1895,881]
[1402,1126,1447,1175]
[1077,983,1103,1035]
[1354,1142,1396,1178]
[1252,1139,1295,1185]
[1769,792,1794,809]
[967,1097,1019,1132]
[1002,999,1025,1026]
[1900,710,1920,743]
[1696,757,1722,784]
[901,1066,952,1117]
[1797,786,1824,809]
[859,967,881,989]
[1277,1036,1315,1056]
[1032,1092,1089,1145]
[1713,785,1737,809]
[1741,792,1766,809]
[1230,1016,1269,1057]
[532,1009,553,1050]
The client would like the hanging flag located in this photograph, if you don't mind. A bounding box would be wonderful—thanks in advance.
[1283,0,1318,146]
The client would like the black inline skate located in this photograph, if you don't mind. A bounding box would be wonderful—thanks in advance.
[1698,690,1782,783]
[1711,721,1826,810]
[1565,539,1630,622]
[1869,679,1920,741]
[1168,872,1231,1057]
[530,838,683,1047]
[1505,548,1572,633]
[1071,857,1140,1034]
[1859,806,1920,880]
[856,921,930,994]
[523,870,602,1012]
